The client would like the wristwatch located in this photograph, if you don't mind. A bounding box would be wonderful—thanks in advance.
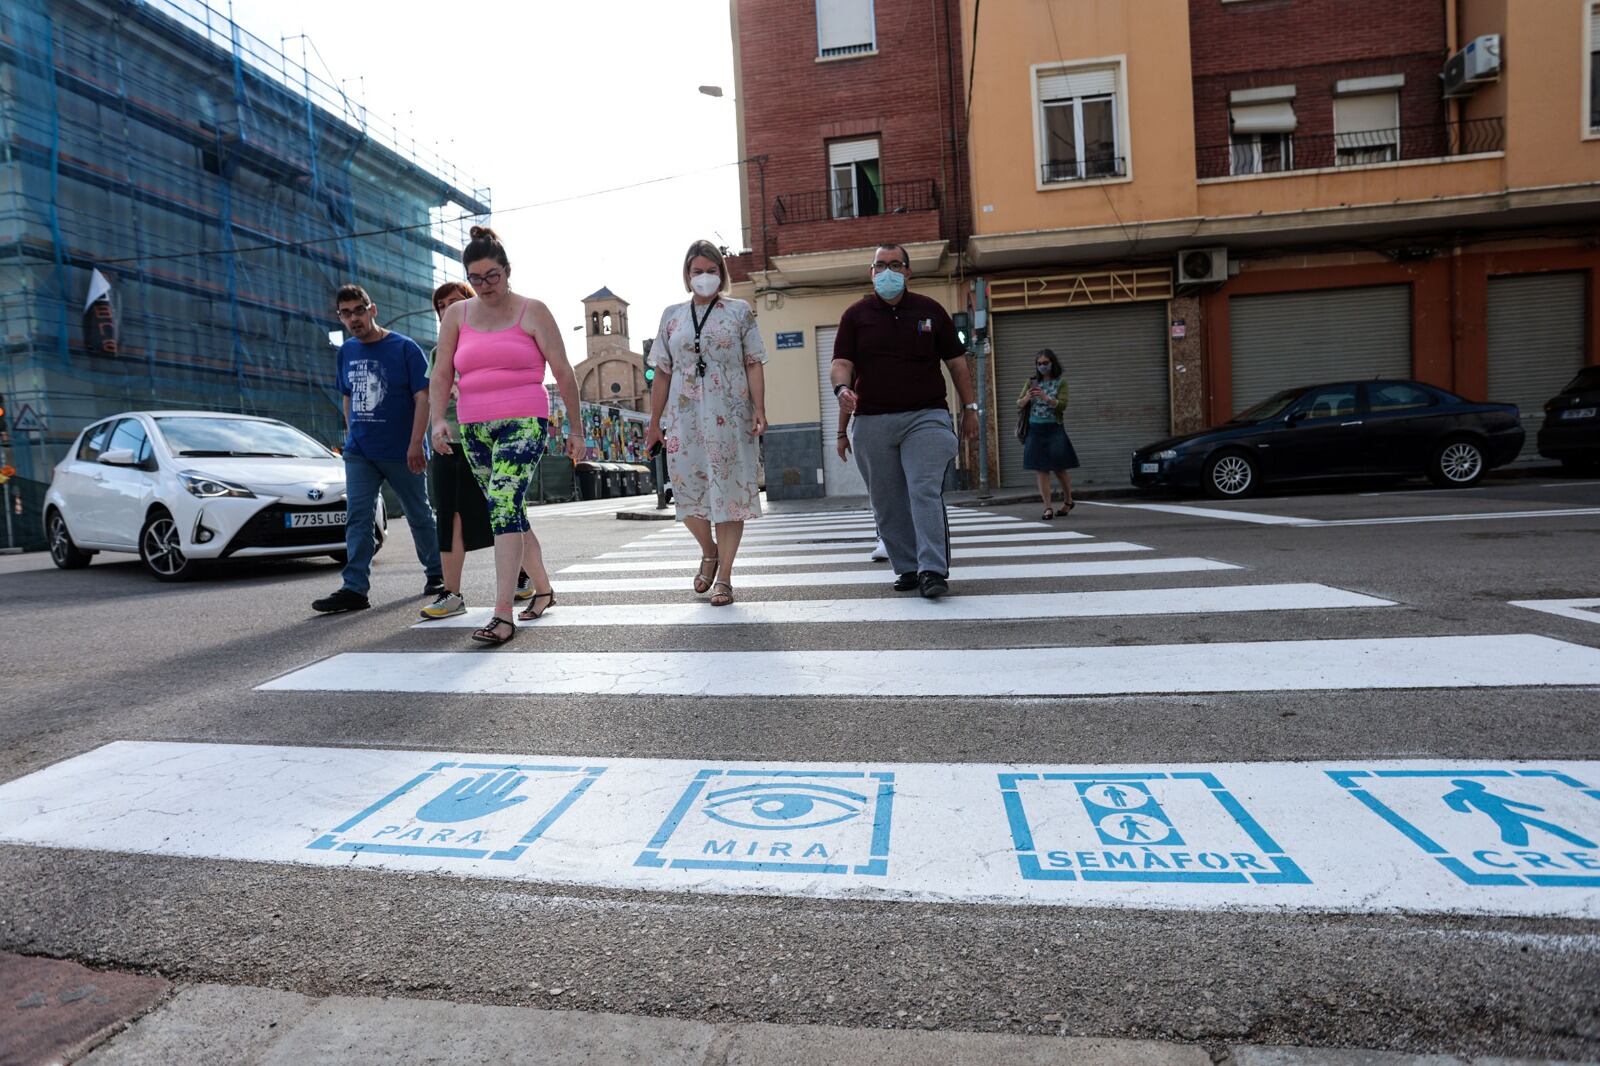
[833,383,851,397]
[962,402,978,411]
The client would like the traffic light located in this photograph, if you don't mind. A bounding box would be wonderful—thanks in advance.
[642,339,655,385]
[0,392,7,431]
[952,311,972,351]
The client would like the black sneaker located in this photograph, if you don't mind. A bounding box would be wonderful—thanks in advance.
[892,572,920,592]
[423,576,448,596]
[313,588,370,614]
[918,571,949,599]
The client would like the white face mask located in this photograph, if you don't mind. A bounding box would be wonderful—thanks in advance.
[690,273,721,298]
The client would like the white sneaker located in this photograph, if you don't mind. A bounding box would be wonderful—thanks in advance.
[869,539,889,562]
[419,591,466,620]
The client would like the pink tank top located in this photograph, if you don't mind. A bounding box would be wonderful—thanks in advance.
[454,299,550,423]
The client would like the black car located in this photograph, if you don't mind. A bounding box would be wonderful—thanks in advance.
[1132,379,1524,499]
[1536,365,1600,472]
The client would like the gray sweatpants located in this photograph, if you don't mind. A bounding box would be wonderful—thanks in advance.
[852,408,958,577]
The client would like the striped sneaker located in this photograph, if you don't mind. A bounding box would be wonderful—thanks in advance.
[419,591,466,620]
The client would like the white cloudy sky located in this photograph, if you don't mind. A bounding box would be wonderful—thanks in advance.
[232,0,744,353]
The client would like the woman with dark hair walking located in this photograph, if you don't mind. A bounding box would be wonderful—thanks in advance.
[642,239,767,607]
[1017,347,1079,519]
[429,226,585,645]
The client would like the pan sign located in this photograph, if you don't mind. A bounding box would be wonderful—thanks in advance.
[775,331,804,350]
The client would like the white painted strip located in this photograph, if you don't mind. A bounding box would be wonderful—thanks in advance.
[1509,599,1600,625]
[412,583,1398,630]
[641,521,1047,543]
[561,542,1152,573]
[644,510,1014,530]
[539,557,1238,593]
[641,517,1019,540]
[1084,501,1317,526]
[603,531,1094,558]
[5,742,1597,918]
[1318,508,1600,527]
[261,635,1600,698]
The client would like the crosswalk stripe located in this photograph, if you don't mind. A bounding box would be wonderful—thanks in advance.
[543,557,1239,593]
[411,583,1398,629]
[560,541,1151,573]
[642,521,1046,543]
[260,634,1600,697]
[642,511,1017,533]
[603,531,1095,557]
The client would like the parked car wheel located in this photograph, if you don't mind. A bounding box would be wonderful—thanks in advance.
[1428,436,1486,488]
[139,508,200,581]
[46,509,94,569]
[1203,450,1258,499]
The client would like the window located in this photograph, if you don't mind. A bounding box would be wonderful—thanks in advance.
[1369,382,1437,412]
[1037,67,1121,183]
[77,420,114,461]
[817,0,875,58]
[107,419,152,465]
[1293,385,1360,420]
[828,138,880,218]
[1229,100,1296,175]
[1335,92,1401,165]
[1590,3,1600,132]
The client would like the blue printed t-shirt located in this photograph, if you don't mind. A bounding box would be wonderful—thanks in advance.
[337,330,429,461]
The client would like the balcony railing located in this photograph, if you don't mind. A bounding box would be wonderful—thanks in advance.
[1196,116,1504,180]
[1041,156,1128,184]
[773,178,940,225]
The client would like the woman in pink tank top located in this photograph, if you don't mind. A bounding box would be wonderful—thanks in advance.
[430,226,584,646]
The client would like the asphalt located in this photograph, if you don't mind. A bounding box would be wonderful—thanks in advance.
[1,472,1598,1060]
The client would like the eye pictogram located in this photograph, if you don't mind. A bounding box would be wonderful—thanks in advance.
[701,782,867,831]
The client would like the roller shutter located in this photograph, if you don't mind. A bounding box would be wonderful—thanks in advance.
[1487,272,1586,462]
[816,325,868,497]
[1230,285,1411,415]
[993,302,1168,488]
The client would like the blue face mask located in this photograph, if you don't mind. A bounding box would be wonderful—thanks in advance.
[872,269,906,301]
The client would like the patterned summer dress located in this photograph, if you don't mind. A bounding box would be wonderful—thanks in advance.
[650,297,767,523]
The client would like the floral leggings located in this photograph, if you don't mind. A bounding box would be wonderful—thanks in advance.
[459,417,548,535]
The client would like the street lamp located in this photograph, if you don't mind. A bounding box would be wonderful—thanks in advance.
[697,85,725,98]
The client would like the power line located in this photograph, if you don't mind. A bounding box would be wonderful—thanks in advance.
[964,0,981,131]
[92,157,749,268]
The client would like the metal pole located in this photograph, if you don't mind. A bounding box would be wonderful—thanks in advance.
[3,483,14,551]
[973,277,991,498]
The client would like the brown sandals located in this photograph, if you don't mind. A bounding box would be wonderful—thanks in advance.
[694,556,719,595]
[471,616,516,645]
[709,580,734,607]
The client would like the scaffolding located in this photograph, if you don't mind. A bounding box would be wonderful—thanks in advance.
[0,0,490,510]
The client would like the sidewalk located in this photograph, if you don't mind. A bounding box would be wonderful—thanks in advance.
[5,955,1585,1066]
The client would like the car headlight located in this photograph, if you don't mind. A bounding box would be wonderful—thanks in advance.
[1156,449,1178,460]
[180,471,256,498]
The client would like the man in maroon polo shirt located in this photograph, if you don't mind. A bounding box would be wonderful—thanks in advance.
[830,243,979,598]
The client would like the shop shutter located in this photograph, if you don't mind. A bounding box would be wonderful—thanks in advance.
[1230,285,1411,415]
[993,302,1169,489]
[816,325,868,497]
[1487,272,1586,462]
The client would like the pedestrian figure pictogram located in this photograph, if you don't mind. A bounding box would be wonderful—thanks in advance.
[1441,779,1597,849]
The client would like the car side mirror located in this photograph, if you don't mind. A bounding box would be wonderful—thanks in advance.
[1284,410,1306,425]
[98,448,138,466]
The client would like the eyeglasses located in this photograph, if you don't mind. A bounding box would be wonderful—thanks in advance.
[466,269,504,287]
[336,304,370,319]
[870,260,908,273]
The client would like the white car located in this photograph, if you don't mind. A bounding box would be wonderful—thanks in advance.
[44,410,385,581]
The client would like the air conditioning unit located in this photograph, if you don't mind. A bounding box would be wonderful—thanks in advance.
[1176,247,1228,285]
[1442,34,1501,98]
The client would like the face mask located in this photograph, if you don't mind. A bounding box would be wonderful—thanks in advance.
[690,273,721,298]
[872,269,906,301]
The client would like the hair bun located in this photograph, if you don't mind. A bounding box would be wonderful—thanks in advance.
[469,225,500,243]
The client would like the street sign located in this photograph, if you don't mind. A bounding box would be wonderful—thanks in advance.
[11,405,44,433]
[775,331,804,350]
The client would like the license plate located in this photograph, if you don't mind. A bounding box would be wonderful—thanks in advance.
[1560,408,1596,420]
[1140,462,1160,473]
[284,511,347,528]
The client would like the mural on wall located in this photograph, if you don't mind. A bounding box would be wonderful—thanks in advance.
[547,390,649,463]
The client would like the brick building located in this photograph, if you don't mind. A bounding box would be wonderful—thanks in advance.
[725,0,970,498]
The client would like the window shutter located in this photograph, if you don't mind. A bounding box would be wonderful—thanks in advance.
[1038,67,1116,101]
[1334,93,1399,135]
[817,0,875,56]
[1230,101,1297,134]
[828,137,879,166]
[1592,4,1600,47]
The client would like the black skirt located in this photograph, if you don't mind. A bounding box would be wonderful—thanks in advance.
[427,446,495,552]
[1022,421,1080,472]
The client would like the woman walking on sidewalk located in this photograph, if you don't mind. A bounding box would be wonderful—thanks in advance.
[1017,347,1079,519]
[430,226,584,645]
[642,240,768,606]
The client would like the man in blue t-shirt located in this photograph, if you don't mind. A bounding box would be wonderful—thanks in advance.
[312,283,444,613]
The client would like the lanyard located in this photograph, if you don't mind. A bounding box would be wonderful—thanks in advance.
[689,298,718,377]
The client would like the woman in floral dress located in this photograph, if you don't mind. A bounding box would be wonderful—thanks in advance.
[643,239,767,606]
